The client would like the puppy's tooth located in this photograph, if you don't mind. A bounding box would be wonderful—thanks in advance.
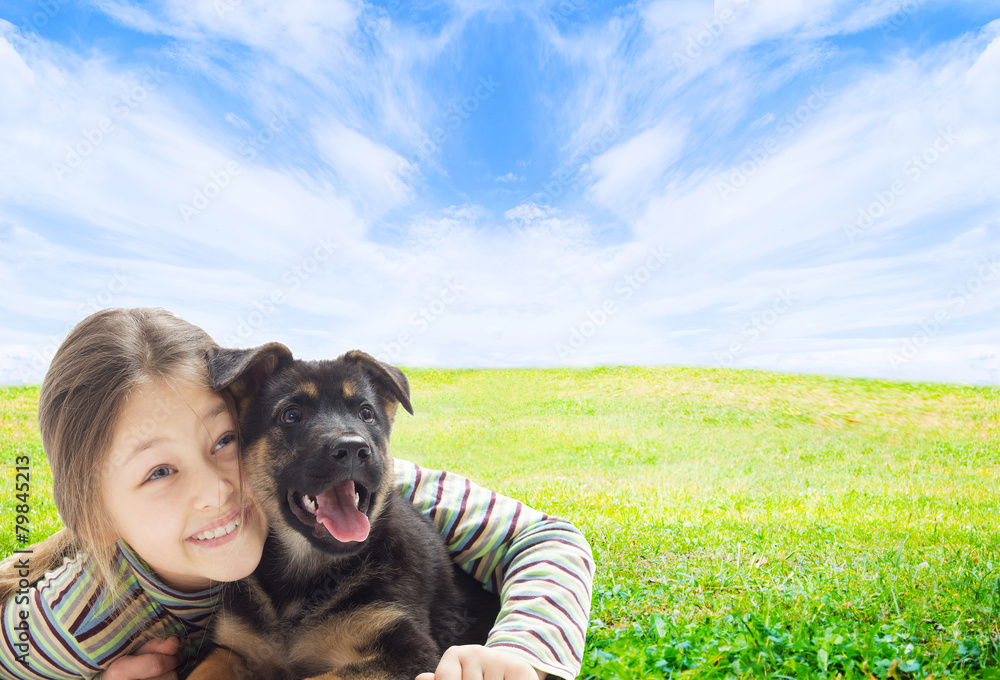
[354,492,360,508]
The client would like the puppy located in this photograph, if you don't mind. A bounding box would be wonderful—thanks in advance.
[188,344,500,680]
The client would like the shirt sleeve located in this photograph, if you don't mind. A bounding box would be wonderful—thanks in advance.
[1,551,111,680]
[0,550,182,680]
[395,459,594,680]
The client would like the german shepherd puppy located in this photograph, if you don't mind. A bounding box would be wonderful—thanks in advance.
[189,344,500,680]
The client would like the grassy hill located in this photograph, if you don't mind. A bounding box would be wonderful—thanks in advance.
[3,367,998,678]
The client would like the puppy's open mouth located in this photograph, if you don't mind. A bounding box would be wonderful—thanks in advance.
[288,481,372,543]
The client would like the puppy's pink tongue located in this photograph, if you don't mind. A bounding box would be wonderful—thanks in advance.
[314,480,370,542]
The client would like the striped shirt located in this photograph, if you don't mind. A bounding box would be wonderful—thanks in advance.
[1,460,594,680]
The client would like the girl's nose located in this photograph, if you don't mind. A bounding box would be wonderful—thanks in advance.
[191,456,238,510]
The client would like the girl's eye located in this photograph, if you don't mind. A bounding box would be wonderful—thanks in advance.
[214,433,236,452]
[281,406,302,424]
[359,405,375,423]
[146,466,173,482]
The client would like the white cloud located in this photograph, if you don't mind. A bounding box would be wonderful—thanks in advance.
[494,172,525,182]
[503,202,556,223]
[313,122,416,210]
[585,122,686,211]
[93,0,359,71]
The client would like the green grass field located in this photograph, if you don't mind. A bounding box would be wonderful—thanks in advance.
[3,367,999,678]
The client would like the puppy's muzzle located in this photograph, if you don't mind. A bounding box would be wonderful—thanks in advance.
[286,432,380,547]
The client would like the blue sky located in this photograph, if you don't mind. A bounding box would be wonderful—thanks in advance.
[0,0,998,385]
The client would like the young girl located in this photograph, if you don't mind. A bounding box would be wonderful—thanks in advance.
[0,308,593,680]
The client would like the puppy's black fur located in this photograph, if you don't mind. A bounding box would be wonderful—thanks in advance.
[189,345,500,680]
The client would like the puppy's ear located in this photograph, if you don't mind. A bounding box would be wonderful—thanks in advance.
[343,350,414,416]
[208,342,294,402]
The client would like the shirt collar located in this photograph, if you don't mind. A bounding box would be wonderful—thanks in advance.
[117,541,222,615]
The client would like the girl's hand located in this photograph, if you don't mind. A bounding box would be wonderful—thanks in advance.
[102,636,181,680]
[415,644,547,680]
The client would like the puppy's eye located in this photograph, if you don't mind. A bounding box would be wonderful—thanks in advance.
[359,405,375,423]
[280,406,302,424]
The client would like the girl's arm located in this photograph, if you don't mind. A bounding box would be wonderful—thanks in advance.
[0,546,197,680]
[1,550,109,680]
[395,459,594,680]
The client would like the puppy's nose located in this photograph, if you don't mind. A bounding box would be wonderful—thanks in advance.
[327,435,370,465]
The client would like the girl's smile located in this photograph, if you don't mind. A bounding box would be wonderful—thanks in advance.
[187,505,253,545]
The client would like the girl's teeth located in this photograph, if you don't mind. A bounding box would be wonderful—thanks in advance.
[195,516,241,541]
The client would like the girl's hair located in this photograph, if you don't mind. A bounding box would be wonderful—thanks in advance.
[0,308,229,602]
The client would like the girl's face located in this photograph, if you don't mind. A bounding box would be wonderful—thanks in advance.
[103,380,268,592]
